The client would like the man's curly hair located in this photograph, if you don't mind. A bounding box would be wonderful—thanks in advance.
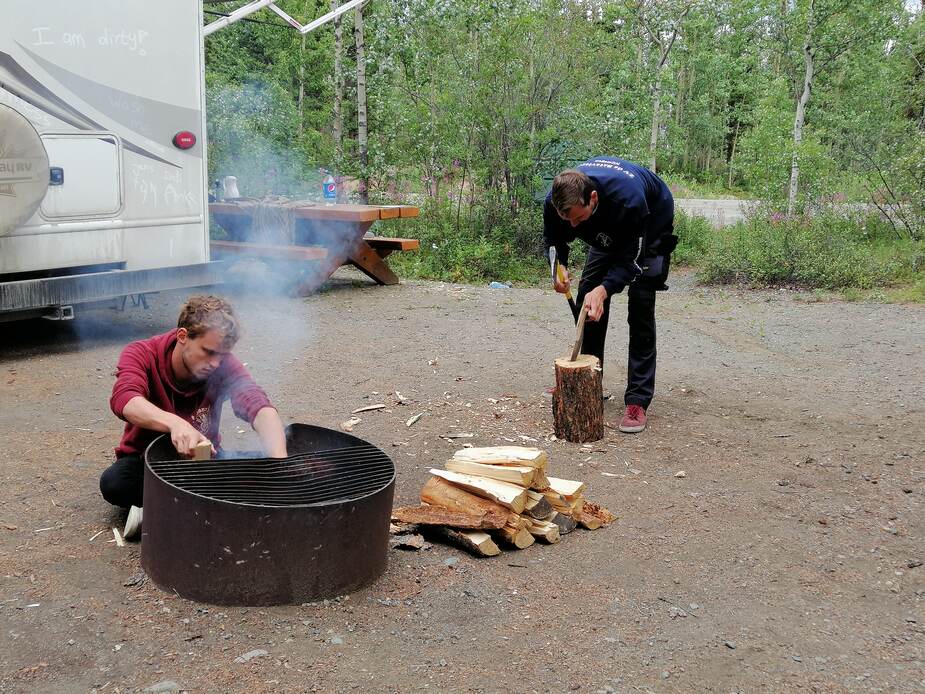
[177,295,240,349]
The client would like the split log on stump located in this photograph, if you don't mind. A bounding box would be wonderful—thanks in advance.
[552,354,603,443]
[420,477,520,527]
[427,527,500,557]
[429,469,528,513]
[391,505,506,530]
[451,446,547,469]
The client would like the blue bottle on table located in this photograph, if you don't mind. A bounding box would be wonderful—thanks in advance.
[322,175,336,201]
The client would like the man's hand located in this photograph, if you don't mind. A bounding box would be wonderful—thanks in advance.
[169,420,212,458]
[553,266,571,294]
[583,285,608,321]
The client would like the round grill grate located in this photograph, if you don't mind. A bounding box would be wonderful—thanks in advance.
[147,441,394,507]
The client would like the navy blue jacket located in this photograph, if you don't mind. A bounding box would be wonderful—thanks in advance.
[543,156,675,294]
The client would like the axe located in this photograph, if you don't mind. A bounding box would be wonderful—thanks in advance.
[548,247,579,322]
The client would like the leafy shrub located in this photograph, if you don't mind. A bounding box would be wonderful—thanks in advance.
[700,210,922,289]
[672,209,714,265]
[383,198,548,284]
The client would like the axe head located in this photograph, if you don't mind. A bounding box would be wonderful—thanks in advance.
[549,246,558,282]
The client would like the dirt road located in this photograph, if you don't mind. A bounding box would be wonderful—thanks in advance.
[1,270,923,693]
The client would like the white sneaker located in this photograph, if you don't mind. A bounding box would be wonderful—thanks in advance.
[123,505,143,540]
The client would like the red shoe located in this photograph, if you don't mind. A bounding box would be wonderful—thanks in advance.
[619,404,647,433]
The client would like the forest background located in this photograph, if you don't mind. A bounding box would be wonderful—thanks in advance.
[203,0,925,301]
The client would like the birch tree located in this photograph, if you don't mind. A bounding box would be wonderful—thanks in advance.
[355,0,369,203]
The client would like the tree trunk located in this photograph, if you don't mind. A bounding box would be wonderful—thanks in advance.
[552,355,603,443]
[727,119,740,189]
[332,0,344,199]
[297,27,306,137]
[788,1,815,216]
[649,68,662,172]
[354,1,368,203]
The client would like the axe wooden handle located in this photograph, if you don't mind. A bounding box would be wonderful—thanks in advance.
[570,305,588,361]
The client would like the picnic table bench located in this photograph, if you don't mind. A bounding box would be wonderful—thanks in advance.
[209,201,420,292]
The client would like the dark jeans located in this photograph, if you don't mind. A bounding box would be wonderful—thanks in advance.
[576,248,660,409]
[99,456,144,509]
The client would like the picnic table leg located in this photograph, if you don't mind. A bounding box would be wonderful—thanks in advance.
[348,240,400,285]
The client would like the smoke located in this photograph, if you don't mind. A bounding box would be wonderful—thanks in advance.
[206,79,362,299]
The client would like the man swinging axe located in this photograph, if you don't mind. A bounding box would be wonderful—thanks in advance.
[543,156,677,433]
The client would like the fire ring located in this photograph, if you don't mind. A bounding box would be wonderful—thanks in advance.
[141,423,395,605]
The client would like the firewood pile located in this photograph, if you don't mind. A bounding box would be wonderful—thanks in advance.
[390,446,616,557]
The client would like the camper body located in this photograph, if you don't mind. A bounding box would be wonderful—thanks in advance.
[0,0,221,321]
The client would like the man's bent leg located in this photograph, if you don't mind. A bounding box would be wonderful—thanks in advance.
[99,456,144,509]
[625,285,657,408]
[576,248,614,369]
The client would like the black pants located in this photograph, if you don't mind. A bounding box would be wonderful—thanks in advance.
[576,248,659,409]
[99,456,144,509]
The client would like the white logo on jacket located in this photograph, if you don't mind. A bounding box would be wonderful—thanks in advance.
[596,233,613,248]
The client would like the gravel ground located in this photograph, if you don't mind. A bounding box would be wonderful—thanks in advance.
[1,268,923,693]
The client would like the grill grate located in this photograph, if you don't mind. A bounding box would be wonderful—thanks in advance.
[147,442,394,507]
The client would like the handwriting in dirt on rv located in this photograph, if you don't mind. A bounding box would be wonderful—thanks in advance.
[32,26,149,56]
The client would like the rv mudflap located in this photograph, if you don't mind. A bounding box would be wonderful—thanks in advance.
[0,261,227,314]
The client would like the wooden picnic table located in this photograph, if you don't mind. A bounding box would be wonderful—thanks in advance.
[209,200,420,292]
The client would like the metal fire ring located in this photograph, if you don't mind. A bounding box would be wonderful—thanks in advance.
[141,423,395,606]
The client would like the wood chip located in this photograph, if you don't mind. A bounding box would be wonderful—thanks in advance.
[405,412,424,427]
[89,530,105,542]
[341,416,362,432]
[112,527,125,547]
[390,533,426,550]
[351,403,386,414]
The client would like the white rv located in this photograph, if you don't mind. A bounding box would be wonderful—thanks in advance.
[0,0,362,321]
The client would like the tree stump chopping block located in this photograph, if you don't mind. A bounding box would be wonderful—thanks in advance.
[552,354,603,443]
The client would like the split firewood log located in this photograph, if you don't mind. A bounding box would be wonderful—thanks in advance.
[523,491,553,520]
[529,469,551,490]
[391,505,506,530]
[494,524,535,549]
[580,501,617,526]
[429,469,528,513]
[420,477,521,527]
[541,489,584,515]
[426,527,500,557]
[444,460,536,487]
[573,508,602,530]
[450,446,547,469]
[546,476,586,499]
[524,518,561,544]
[548,511,577,535]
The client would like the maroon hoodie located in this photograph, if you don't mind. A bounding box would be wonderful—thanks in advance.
[110,329,274,458]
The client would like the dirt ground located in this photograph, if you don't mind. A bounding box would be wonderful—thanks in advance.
[0,268,923,694]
